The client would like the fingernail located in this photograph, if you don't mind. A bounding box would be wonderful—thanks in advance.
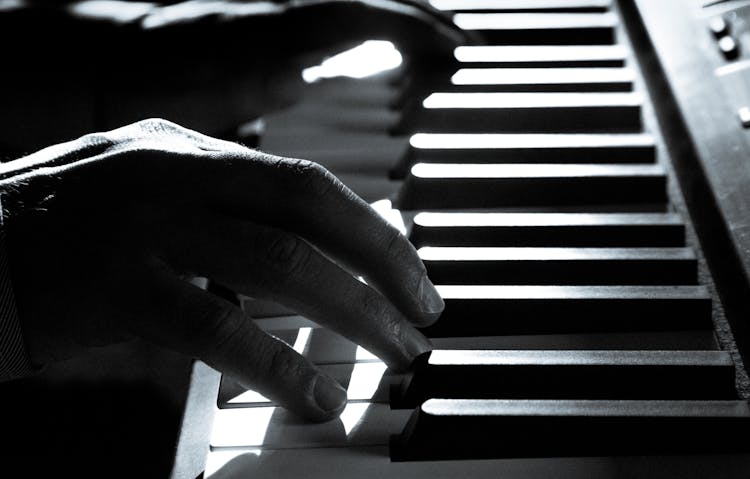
[314,375,347,414]
[417,274,444,316]
[405,329,433,360]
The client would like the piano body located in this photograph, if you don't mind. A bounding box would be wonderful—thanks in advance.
[171,1,750,477]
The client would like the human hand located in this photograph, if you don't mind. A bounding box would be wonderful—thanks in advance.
[0,118,443,421]
[71,0,471,64]
[1,0,475,152]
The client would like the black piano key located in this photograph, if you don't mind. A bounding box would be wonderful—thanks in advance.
[455,45,628,68]
[389,70,451,111]
[432,0,612,13]
[410,212,684,247]
[448,67,634,92]
[397,163,666,210]
[392,350,736,408]
[390,399,750,461]
[454,12,617,45]
[420,247,697,285]
[393,92,642,134]
[431,330,720,351]
[422,285,712,336]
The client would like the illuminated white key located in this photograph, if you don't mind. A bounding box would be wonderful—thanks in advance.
[410,212,684,247]
[404,93,643,133]
[423,92,641,109]
[435,284,707,300]
[454,12,617,45]
[450,67,634,92]
[414,212,678,226]
[222,362,392,406]
[454,12,617,30]
[411,162,659,178]
[399,163,665,209]
[409,133,652,151]
[418,246,694,261]
[431,0,612,11]
[406,133,655,165]
[210,403,411,449]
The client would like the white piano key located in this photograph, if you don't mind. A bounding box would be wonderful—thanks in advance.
[409,133,654,150]
[409,212,684,247]
[412,212,680,227]
[404,133,656,166]
[435,284,710,300]
[453,12,617,31]
[422,92,642,109]
[400,163,664,209]
[344,362,390,401]
[224,362,392,406]
[431,0,612,11]
[418,246,694,261]
[410,163,661,179]
[451,67,634,86]
[205,448,750,479]
[210,403,411,449]
[261,326,379,363]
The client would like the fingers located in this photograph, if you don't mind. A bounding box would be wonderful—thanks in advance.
[58,119,445,329]
[267,0,465,61]
[198,152,445,328]
[53,118,443,356]
[153,208,432,372]
[98,125,445,327]
[134,265,348,422]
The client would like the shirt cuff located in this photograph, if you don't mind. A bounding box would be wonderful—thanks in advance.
[0,193,36,380]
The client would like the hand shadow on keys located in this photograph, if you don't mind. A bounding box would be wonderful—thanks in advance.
[206,401,389,479]
[214,355,394,478]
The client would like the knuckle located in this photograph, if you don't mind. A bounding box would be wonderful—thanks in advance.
[358,288,406,350]
[280,158,340,199]
[67,132,119,163]
[384,226,406,256]
[384,226,421,271]
[242,333,300,387]
[265,343,302,380]
[134,117,182,134]
[75,132,115,151]
[258,230,311,276]
[184,301,241,358]
[385,313,405,348]
[361,290,390,325]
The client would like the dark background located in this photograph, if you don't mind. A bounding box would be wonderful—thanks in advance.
[0,340,192,478]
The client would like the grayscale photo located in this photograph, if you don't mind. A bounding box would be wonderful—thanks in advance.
[1,1,749,477]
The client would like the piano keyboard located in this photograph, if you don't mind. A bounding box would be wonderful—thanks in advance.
[171,1,750,477]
